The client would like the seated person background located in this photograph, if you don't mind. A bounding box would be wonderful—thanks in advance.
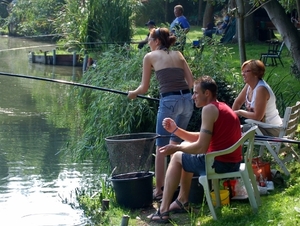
[148,76,242,223]
[215,16,229,35]
[138,20,156,49]
[202,22,215,38]
[232,59,282,137]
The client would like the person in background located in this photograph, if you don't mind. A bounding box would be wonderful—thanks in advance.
[128,27,194,202]
[170,5,190,52]
[202,21,215,38]
[138,20,156,49]
[148,76,242,223]
[232,59,282,136]
[215,15,229,35]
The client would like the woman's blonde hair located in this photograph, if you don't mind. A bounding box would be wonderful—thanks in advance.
[241,59,265,79]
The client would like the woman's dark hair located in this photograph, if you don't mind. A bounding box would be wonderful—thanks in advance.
[150,27,176,49]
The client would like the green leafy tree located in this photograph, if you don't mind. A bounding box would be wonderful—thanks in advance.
[5,0,64,36]
[54,0,136,52]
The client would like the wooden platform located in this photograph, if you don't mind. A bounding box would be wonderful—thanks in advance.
[29,52,83,67]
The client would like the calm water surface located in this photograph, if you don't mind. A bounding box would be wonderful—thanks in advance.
[0,36,95,225]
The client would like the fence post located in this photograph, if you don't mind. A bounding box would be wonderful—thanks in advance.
[52,49,56,65]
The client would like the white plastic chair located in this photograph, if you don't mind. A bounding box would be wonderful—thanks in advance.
[199,126,260,220]
[245,101,300,176]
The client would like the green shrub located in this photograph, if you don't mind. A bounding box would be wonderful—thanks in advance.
[72,46,158,165]
[71,38,243,164]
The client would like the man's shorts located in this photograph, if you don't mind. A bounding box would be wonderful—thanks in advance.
[182,153,241,176]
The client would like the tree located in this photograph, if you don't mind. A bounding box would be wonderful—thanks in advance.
[235,0,246,63]
[262,0,300,71]
[202,1,214,28]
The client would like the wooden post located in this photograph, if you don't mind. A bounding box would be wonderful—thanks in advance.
[30,52,35,63]
[72,52,76,66]
[102,199,109,211]
[120,215,129,226]
[83,54,88,73]
[43,51,48,64]
[52,49,56,65]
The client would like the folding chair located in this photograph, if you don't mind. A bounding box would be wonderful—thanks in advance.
[245,101,300,176]
[260,41,285,67]
[199,126,260,220]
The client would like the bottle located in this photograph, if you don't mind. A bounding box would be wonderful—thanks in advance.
[259,174,266,187]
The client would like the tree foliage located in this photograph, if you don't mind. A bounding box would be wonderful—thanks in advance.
[53,0,136,52]
[5,0,63,36]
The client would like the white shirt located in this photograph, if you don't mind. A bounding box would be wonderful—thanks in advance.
[246,80,282,125]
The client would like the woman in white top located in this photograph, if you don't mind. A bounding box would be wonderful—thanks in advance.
[232,59,282,136]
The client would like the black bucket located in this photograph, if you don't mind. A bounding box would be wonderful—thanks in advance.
[189,176,204,204]
[105,133,157,175]
[111,171,154,209]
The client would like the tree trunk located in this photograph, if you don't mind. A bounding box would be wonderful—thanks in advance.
[296,0,300,22]
[235,0,246,64]
[197,0,204,26]
[243,2,256,42]
[164,0,168,23]
[202,2,214,28]
[263,0,300,71]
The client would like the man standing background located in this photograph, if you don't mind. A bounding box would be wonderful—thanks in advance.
[170,5,190,52]
[138,20,156,49]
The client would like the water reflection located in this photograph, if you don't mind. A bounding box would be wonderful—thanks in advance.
[0,36,94,225]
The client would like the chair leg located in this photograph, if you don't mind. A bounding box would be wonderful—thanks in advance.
[248,165,261,206]
[278,57,284,67]
[264,142,290,176]
[259,145,265,156]
[263,56,268,65]
[199,176,218,220]
[241,172,258,211]
[212,179,221,207]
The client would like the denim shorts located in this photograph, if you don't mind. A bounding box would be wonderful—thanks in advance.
[182,153,241,176]
[155,93,193,147]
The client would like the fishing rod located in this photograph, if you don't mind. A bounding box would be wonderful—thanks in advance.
[255,135,300,144]
[0,72,159,102]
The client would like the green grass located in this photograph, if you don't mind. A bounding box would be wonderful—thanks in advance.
[77,160,300,225]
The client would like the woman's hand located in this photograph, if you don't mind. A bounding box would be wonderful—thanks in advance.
[128,91,138,99]
[162,118,177,133]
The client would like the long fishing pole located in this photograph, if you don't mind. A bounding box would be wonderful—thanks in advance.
[0,72,159,102]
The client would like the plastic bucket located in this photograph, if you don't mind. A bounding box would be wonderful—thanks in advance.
[193,40,200,47]
[111,171,154,209]
[210,190,230,206]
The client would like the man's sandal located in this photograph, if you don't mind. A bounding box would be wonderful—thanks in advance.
[149,209,170,224]
[169,199,190,214]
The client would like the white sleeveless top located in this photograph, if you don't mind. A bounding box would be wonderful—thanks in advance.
[245,80,282,125]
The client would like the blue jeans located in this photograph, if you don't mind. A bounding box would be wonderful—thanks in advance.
[156,93,193,146]
[182,154,241,176]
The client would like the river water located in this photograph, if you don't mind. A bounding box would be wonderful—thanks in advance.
[0,36,95,225]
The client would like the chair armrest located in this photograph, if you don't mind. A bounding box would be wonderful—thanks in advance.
[205,126,257,159]
[244,119,282,129]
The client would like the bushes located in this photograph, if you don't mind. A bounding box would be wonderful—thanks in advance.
[72,46,158,164]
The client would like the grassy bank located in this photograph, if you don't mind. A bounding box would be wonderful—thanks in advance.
[78,161,300,225]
